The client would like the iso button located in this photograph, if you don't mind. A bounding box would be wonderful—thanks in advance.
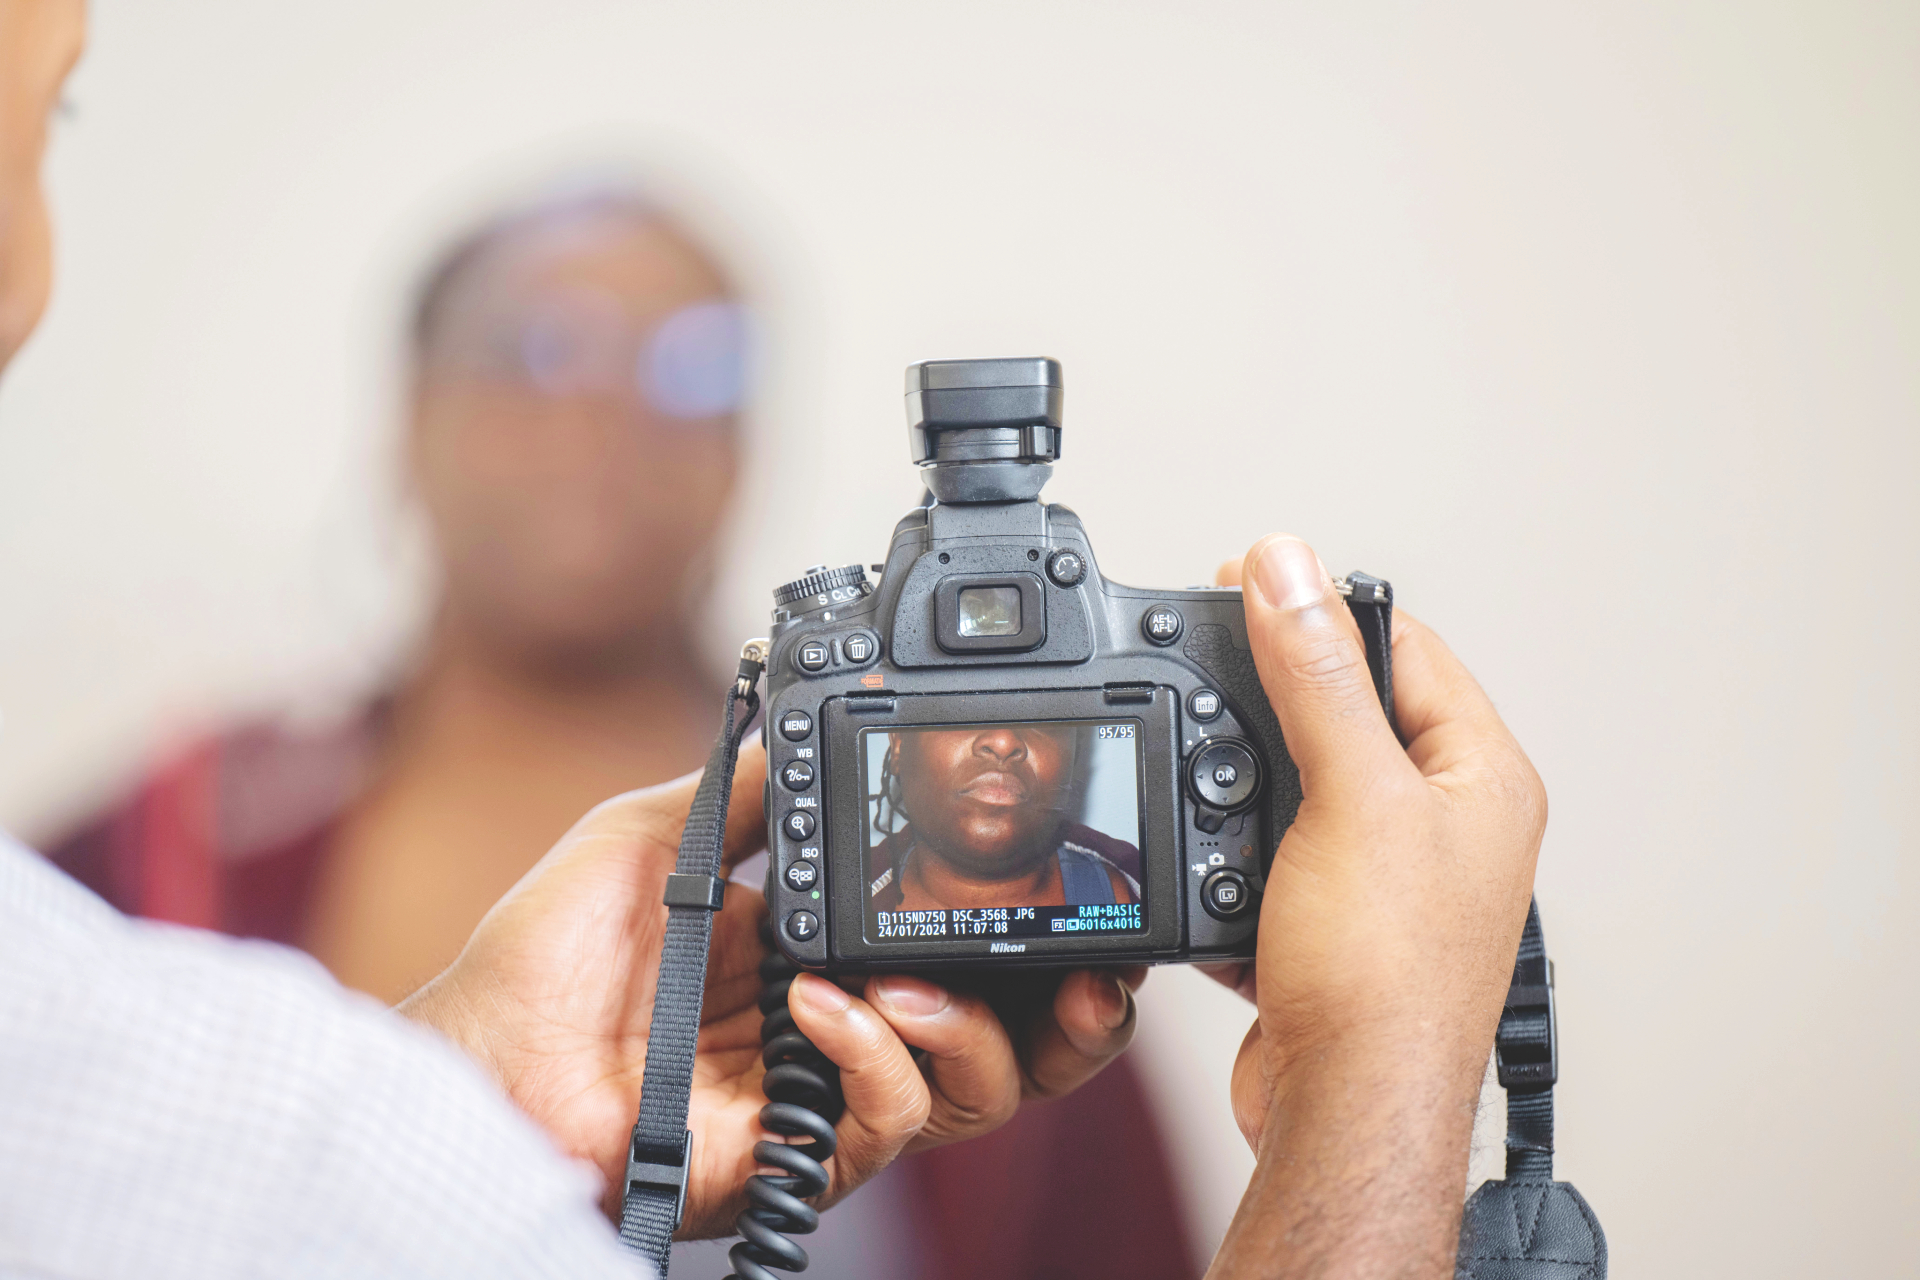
[1201,869,1254,921]
[780,759,816,791]
[784,860,819,891]
[1141,605,1183,646]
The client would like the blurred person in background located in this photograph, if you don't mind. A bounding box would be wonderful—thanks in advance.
[47,182,1194,1280]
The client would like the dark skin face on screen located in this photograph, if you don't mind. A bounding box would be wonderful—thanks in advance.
[893,725,1089,911]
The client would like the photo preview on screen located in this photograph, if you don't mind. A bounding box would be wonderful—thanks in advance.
[861,720,1146,942]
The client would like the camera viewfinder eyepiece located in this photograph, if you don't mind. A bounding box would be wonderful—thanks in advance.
[905,357,1062,504]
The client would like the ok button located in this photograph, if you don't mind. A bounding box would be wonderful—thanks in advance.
[1190,739,1259,810]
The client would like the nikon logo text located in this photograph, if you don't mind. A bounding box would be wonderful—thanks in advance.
[989,942,1026,954]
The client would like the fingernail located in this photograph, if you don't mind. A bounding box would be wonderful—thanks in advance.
[871,975,950,1017]
[1092,973,1129,1031]
[1250,536,1329,612]
[791,973,850,1014]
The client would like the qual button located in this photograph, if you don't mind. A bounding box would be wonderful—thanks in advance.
[782,810,816,841]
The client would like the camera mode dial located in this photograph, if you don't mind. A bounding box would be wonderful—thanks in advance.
[774,563,871,612]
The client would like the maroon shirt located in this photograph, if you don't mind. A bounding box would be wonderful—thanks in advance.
[50,712,1197,1280]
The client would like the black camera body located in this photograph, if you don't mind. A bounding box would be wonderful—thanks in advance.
[763,358,1388,971]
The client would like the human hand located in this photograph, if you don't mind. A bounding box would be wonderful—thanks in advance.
[1204,535,1545,1276]
[400,743,1140,1239]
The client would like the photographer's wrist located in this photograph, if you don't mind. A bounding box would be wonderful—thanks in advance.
[399,967,513,1096]
[1214,1030,1484,1279]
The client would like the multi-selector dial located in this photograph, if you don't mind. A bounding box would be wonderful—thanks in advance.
[1187,736,1262,834]
[1190,738,1261,810]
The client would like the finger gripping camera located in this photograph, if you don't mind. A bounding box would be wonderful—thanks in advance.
[764,358,1391,970]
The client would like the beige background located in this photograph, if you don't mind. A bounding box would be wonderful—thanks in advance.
[2,1,1915,1273]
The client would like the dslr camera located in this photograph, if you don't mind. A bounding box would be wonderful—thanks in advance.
[763,358,1390,971]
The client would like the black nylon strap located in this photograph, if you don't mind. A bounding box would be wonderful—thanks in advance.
[618,659,763,1274]
[1497,903,1556,1179]
[1458,899,1607,1278]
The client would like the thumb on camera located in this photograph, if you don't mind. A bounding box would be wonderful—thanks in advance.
[1241,534,1399,796]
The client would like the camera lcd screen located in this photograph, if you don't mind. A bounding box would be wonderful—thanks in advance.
[956,586,1022,637]
[860,719,1146,943]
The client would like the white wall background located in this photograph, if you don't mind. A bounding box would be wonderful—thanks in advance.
[1,2,1914,1274]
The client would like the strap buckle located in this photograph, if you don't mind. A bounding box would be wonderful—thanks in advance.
[626,1127,694,1232]
[1495,957,1557,1091]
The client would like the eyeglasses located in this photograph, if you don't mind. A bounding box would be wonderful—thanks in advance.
[432,289,752,421]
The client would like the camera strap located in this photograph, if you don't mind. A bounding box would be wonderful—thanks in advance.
[612,633,1608,1279]
[1456,898,1609,1278]
[617,644,768,1274]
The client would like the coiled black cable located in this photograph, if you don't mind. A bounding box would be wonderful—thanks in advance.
[726,927,846,1280]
